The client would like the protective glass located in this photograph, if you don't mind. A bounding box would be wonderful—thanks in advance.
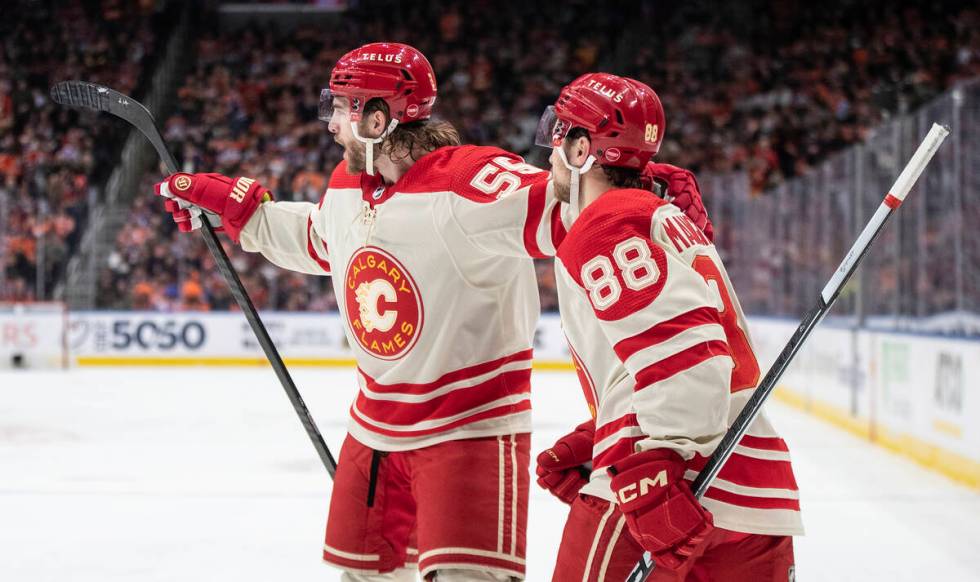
[318,89,360,122]
[534,106,570,148]
[318,88,336,122]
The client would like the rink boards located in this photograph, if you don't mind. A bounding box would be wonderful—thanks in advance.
[750,318,979,490]
[61,311,980,488]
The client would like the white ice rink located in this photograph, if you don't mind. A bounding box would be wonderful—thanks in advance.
[1,367,978,581]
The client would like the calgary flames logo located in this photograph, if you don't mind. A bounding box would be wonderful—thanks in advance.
[344,247,423,360]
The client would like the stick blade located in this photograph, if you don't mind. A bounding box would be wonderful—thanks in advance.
[50,81,114,113]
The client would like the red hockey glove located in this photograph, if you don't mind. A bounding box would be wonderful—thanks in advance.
[608,449,714,570]
[535,419,595,504]
[155,172,272,243]
[643,162,714,241]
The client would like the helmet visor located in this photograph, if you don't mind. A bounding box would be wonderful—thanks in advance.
[318,88,362,122]
[318,88,335,122]
[534,106,571,148]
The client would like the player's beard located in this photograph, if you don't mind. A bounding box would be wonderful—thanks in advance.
[343,141,366,174]
[553,178,571,203]
[550,145,572,203]
[337,132,380,175]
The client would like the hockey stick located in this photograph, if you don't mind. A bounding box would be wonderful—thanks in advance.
[51,81,338,478]
[626,122,949,582]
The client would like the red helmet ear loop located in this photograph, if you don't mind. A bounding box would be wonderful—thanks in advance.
[556,130,596,224]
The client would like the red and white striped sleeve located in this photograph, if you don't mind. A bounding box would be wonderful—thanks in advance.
[239,199,332,275]
[556,190,734,461]
[238,168,340,276]
[447,148,569,258]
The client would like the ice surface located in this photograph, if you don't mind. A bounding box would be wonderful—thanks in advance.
[1,367,977,581]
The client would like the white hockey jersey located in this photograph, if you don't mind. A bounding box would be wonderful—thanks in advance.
[555,188,804,536]
[238,145,563,451]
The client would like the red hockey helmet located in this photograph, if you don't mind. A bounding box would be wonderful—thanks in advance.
[321,42,437,124]
[535,73,665,169]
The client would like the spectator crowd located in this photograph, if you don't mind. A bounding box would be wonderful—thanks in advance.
[623,1,980,193]
[3,0,978,317]
[1,0,160,302]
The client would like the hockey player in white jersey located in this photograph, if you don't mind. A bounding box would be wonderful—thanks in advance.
[534,73,803,581]
[156,42,549,582]
[153,41,714,581]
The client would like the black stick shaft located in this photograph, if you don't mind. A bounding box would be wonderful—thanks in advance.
[158,137,337,479]
[52,81,338,477]
[199,222,337,477]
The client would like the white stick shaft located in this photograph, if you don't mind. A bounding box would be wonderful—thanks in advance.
[629,122,949,582]
[820,123,949,303]
[890,123,950,201]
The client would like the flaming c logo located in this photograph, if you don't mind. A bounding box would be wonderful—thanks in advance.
[344,247,423,360]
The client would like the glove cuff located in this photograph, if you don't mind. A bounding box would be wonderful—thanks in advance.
[575,418,596,434]
[219,179,271,243]
[163,173,273,243]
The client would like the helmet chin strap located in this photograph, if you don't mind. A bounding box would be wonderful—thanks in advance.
[556,146,596,223]
[351,118,399,176]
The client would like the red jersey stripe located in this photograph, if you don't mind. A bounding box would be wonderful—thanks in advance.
[700,485,801,512]
[522,183,547,258]
[355,369,531,426]
[690,452,800,492]
[595,413,639,442]
[359,349,533,395]
[306,217,331,272]
[593,436,642,469]
[327,160,360,189]
[737,435,790,452]
[350,400,532,438]
[549,201,567,250]
[568,342,598,418]
[614,306,721,362]
[634,339,731,390]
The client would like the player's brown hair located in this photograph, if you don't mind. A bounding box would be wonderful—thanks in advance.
[566,127,644,190]
[365,98,461,162]
[602,165,644,190]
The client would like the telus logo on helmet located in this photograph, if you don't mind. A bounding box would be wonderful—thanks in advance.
[585,79,625,103]
[546,73,666,173]
[358,53,404,64]
[328,42,438,174]
[329,43,438,125]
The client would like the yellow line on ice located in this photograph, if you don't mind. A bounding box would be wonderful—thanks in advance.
[773,386,979,491]
[76,356,578,371]
[75,357,975,489]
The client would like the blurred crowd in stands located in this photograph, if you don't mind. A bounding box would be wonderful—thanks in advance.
[0,0,160,302]
[625,2,980,193]
[96,0,621,311]
[2,0,978,315]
